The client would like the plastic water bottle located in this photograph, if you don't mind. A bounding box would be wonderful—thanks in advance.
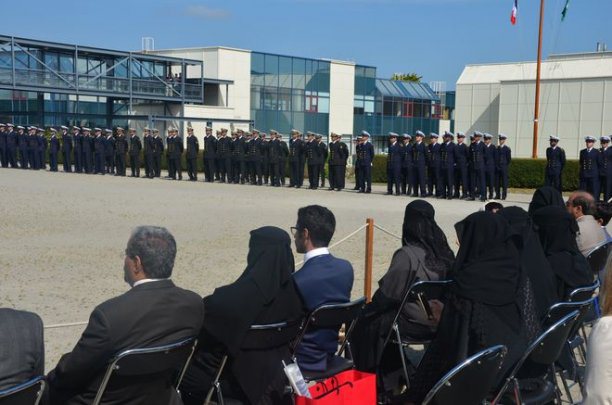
[283,361,311,398]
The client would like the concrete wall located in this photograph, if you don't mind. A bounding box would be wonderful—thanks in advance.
[329,61,355,137]
[455,83,500,137]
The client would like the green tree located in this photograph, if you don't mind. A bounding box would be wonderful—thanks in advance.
[391,72,422,83]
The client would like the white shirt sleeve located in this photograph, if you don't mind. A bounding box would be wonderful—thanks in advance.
[583,316,612,405]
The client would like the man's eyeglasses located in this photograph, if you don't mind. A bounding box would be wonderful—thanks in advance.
[290,226,302,237]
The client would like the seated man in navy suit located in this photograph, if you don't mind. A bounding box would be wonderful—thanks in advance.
[292,205,354,371]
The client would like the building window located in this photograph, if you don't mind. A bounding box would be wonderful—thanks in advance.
[403,101,414,117]
[305,91,318,113]
[432,103,442,119]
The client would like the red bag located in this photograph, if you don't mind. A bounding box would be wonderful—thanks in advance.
[294,370,376,405]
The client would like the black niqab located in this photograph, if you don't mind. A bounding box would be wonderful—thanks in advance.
[402,200,455,276]
[452,211,521,306]
[528,186,565,215]
[531,206,593,297]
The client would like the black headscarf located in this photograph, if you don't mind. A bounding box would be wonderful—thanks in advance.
[531,206,594,298]
[402,200,455,276]
[499,206,559,318]
[203,226,298,355]
[528,186,565,215]
[452,211,521,306]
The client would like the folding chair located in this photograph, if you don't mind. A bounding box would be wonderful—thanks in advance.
[292,297,366,382]
[421,345,507,405]
[379,280,453,388]
[0,376,45,405]
[542,298,596,403]
[492,311,581,405]
[92,336,197,405]
[569,279,601,347]
[204,320,303,405]
[585,239,612,275]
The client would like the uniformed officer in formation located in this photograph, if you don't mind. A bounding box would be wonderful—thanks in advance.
[495,134,511,200]
[599,136,612,202]
[114,127,128,176]
[153,129,163,178]
[426,132,441,197]
[48,128,60,172]
[386,132,402,195]
[6,124,18,168]
[544,135,565,192]
[60,126,72,172]
[579,136,600,198]
[143,127,154,178]
[72,126,83,173]
[468,131,486,201]
[278,133,289,186]
[357,131,374,193]
[328,132,348,191]
[202,126,217,182]
[453,132,469,199]
[38,127,47,170]
[316,134,328,188]
[482,133,497,199]
[440,131,456,199]
[104,129,115,174]
[412,131,428,197]
[186,126,199,181]
[288,129,304,188]
[128,128,142,177]
[0,123,6,168]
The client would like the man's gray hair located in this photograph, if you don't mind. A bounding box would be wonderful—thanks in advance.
[126,226,177,279]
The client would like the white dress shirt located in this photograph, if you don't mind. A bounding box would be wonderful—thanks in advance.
[303,247,330,264]
[583,316,612,404]
[132,278,167,288]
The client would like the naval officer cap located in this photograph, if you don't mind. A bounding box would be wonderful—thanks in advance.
[82,127,91,132]
[6,123,14,127]
[600,136,611,143]
[16,125,24,130]
[404,133,412,140]
[270,129,278,134]
[585,136,596,142]
[473,131,483,137]
[430,132,439,138]
[498,133,507,140]
[549,135,560,141]
[49,128,57,132]
[483,133,492,139]
[415,130,425,137]
[361,130,370,137]
[104,128,112,134]
[315,133,322,139]
[457,132,466,138]
[0,123,4,127]
[72,125,80,130]
[388,132,398,138]
[94,127,102,132]
[60,125,69,130]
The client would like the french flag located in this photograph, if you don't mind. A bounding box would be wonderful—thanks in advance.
[511,0,518,25]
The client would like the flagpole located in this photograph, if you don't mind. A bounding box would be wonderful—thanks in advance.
[532,0,545,158]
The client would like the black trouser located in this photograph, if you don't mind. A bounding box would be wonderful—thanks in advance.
[544,172,562,193]
[154,154,161,177]
[19,149,28,168]
[187,157,197,180]
[170,156,182,180]
[215,158,221,180]
[440,166,454,198]
[297,160,305,187]
[62,150,72,172]
[49,152,58,171]
[359,164,372,192]
[269,162,280,186]
[600,175,612,202]
[496,168,508,198]
[412,165,427,196]
[105,155,114,174]
[130,154,140,177]
[224,157,233,182]
[203,158,215,182]
[330,165,346,190]
[485,168,496,198]
[580,177,600,201]
[116,154,126,176]
[263,160,270,184]
[95,153,104,174]
[250,161,262,184]
[0,148,5,167]
[308,164,318,189]
[145,153,154,177]
[470,168,486,199]
[39,150,45,169]
[387,164,401,194]
[278,160,286,185]
[454,164,469,197]
[401,167,412,195]
[427,166,440,196]
[73,150,82,172]
[7,148,17,168]
[289,160,300,186]
[83,152,93,173]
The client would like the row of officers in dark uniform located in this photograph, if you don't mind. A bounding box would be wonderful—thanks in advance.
[382,130,511,201]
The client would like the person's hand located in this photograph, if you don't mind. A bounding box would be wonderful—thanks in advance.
[428,299,444,323]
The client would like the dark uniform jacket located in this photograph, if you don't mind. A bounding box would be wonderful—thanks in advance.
[440,141,456,169]
[186,135,199,159]
[154,136,164,156]
[600,147,612,178]
[497,145,512,170]
[289,138,304,162]
[546,146,566,175]
[483,144,497,171]
[203,135,217,159]
[387,142,402,167]
[412,142,427,168]
[469,142,485,170]
[455,143,469,167]
[115,136,128,155]
[401,143,413,168]
[50,136,60,153]
[580,148,600,179]
[427,143,441,169]
[358,142,374,167]
[329,141,349,166]
[129,136,142,156]
[104,136,115,157]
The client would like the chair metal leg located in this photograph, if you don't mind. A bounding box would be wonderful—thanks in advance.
[512,379,522,405]
[204,355,228,405]
[550,365,563,405]
[393,323,411,388]
[557,366,574,405]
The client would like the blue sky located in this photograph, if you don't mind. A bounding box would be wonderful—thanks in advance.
[4,0,610,88]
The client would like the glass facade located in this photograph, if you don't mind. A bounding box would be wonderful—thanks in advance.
[250,52,330,134]
[353,65,378,136]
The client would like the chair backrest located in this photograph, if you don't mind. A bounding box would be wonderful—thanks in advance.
[0,377,45,405]
[92,337,197,405]
[422,345,507,405]
[569,279,600,302]
[585,240,612,274]
[293,297,366,356]
[493,311,580,404]
[405,280,453,321]
[543,298,595,328]
[241,320,303,351]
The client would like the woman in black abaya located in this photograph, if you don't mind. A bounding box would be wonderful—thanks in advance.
[404,212,537,403]
[180,227,304,405]
[531,206,594,300]
[528,186,565,215]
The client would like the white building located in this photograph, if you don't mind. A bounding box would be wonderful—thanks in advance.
[455,51,612,158]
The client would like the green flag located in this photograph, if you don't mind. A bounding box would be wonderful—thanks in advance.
[561,0,571,21]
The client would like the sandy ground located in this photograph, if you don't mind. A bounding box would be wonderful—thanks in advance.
[0,168,532,372]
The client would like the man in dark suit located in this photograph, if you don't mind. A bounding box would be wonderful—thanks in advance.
[400,134,413,195]
[327,132,349,191]
[495,134,512,200]
[426,133,441,197]
[185,127,199,181]
[202,126,217,183]
[599,136,612,202]
[47,226,204,405]
[483,133,498,199]
[0,123,6,168]
[93,128,105,175]
[268,130,281,187]
[316,134,328,188]
[305,132,318,189]
[60,126,73,172]
[72,126,83,173]
[38,128,47,170]
[0,308,44,391]
[386,132,402,195]
[292,205,354,372]
[545,135,566,193]
[128,128,142,178]
[49,128,60,172]
[104,129,115,175]
[580,136,601,199]
[453,132,470,199]
[468,132,487,201]
[250,130,263,185]
[5,124,18,168]
[278,133,289,186]
[153,129,164,178]
[440,131,456,199]
[143,128,154,178]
